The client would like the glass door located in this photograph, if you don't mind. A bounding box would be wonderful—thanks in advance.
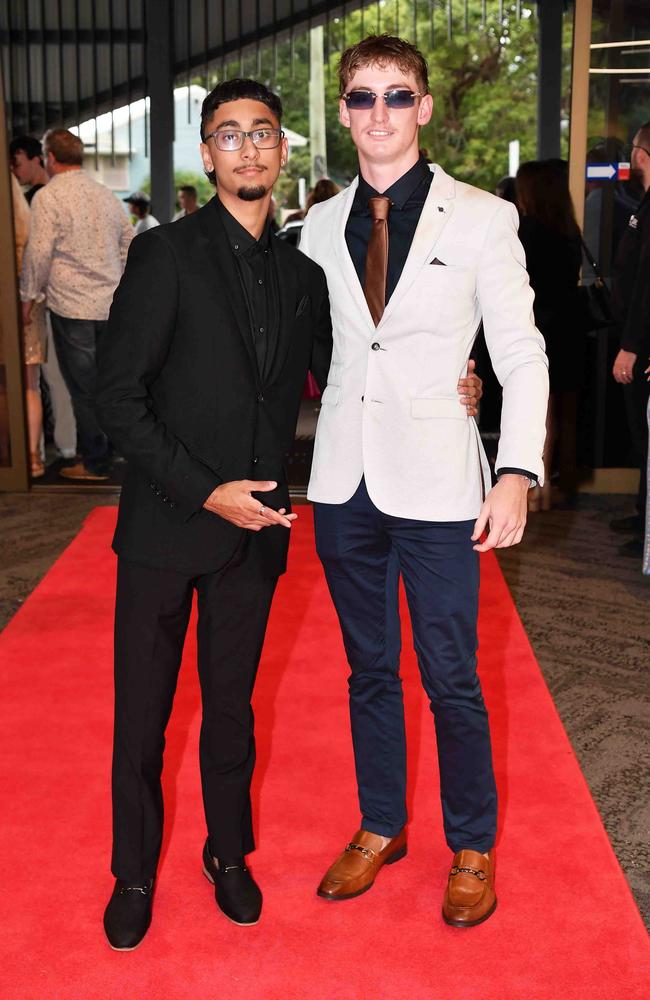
[571,0,650,471]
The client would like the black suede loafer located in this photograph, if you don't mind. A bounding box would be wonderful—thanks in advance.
[103,877,154,951]
[202,839,262,926]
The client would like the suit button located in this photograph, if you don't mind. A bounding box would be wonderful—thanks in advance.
[371,342,380,351]
[257,393,264,402]
[252,456,259,464]
[169,502,176,509]
[361,395,364,401]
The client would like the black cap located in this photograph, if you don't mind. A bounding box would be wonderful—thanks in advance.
[123,190,150,207]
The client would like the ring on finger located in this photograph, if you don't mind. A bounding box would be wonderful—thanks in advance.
[259,505,265,516]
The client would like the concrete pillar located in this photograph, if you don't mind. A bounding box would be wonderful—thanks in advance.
[309,26,328,184]
[568,0,593,230]
[145,0,174,223]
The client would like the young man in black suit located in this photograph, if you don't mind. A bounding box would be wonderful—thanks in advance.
[96,79,333,949]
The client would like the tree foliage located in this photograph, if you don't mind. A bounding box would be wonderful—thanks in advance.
[268,1,548,195]
[191,2,573,205]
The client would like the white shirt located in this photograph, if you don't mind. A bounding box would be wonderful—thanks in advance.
[20,170,134,321]
[134,214,160,235]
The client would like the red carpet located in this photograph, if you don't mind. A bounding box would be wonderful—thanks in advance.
[0,507,647,1000]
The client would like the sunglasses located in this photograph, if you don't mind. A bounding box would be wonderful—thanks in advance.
[343,89,424,110]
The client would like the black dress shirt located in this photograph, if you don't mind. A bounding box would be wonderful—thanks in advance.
[218,199,279,380]
[345,155,536,485]
[25,183,45,205]
[345,153,432,302]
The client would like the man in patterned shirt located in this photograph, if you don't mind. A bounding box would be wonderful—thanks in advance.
[20,128,134,480]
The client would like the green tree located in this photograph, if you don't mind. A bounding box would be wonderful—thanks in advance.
[319,1,545,190]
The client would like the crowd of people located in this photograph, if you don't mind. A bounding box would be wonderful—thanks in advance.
[8,138,211,479]
[494,141,650,567]
[8,114,650,569]
[7,133,340,480]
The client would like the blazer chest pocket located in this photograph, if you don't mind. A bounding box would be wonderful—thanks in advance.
[411,397,468,420]
[425,262,475,297]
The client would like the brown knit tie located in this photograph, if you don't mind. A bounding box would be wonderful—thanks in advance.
[364,195,392,326]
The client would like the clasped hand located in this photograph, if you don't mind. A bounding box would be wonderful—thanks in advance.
[471,474,529,552]
[203,480,297,531]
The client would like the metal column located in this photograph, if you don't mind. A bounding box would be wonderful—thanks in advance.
[145,0,174,223]
[537,0,564,159]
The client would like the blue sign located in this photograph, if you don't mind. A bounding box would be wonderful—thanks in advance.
[586,163,617,181]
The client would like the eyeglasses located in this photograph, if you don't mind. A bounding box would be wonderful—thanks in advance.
[203,127,284,152]
[631,143,650,156]
[343,89,424,110]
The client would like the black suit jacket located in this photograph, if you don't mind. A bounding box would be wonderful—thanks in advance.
[612,188,650,356]
[96,196,332,577]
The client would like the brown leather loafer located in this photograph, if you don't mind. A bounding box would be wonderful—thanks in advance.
[59,462,109,481]
[442,848,496,927]
[317,828,407,901]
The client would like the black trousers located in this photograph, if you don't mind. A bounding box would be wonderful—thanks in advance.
[111,542,277,883]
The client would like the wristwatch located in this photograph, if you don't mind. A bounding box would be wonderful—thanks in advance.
[497,472,535,489]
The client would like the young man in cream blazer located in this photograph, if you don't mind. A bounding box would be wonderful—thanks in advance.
[300,35,548,928]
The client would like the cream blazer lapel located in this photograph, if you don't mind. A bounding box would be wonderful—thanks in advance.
[379,164,456,330]
[331,177,376,334]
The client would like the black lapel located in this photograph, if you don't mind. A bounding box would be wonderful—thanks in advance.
[197,198,261,387]
[266,236,299,387]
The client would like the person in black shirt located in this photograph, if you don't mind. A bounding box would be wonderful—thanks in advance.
[219,198,279,380]
[97,78,333,950]
[611,122,650,550]
[9,135,48,204]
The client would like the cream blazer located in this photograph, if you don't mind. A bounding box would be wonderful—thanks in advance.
[300,164,549,521]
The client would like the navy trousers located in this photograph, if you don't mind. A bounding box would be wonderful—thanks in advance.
[314,478,497,853]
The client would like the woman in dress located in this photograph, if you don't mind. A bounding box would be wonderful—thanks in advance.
[12,173,47,477]
[516,160,583,510]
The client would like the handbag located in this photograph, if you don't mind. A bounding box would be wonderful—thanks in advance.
[576,237,617,333]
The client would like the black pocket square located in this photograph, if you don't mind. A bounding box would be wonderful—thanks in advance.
[430,257,446,266]
[295,294,310,316]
